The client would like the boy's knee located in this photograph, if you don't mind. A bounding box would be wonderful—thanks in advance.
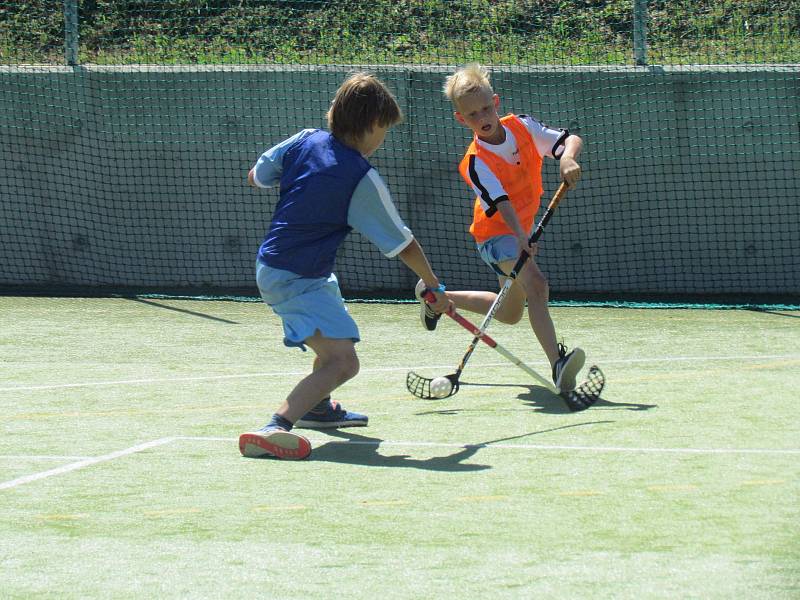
[337,352,360,382]
[318,350,359,384]
[497,305,524,324]
[345,355,360,380]
[523,273,549,301]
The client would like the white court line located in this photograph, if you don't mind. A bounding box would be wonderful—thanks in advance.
[600,354,800,365]
[0,437,175,491]
[179,436,800,456]
[0,455,92,461]
[2,353,799,393]
[0,365,426,392]
[3,435,798,491]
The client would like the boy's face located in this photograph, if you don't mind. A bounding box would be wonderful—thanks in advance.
[454,89,502,142]
[360,123,390,157]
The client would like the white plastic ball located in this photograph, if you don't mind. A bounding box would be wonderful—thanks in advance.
[430,376,453,398]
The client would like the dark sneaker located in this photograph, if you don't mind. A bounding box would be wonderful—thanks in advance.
[295,400,368,429]
[415,279,441,331]
[552,344,586,393]
[238,427,311,460]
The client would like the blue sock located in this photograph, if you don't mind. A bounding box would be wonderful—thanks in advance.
[264,413,294,432]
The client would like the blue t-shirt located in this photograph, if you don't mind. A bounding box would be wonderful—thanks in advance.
[252,129,413,278]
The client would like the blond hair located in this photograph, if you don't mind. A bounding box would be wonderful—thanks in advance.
[443,64,493,106]
[326,72,402,144]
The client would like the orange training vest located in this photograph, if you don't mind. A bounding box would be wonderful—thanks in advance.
[458,114,544,243]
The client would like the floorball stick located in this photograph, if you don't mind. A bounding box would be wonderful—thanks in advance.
[406,299,605,411]
[449,181,570,376]
[407,182,570,400]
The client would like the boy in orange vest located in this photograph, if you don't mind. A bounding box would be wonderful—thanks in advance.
[417,63,585,393]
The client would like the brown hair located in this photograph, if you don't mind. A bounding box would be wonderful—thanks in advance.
[326,72,403,144]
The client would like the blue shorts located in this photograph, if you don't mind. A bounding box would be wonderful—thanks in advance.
[477,235,520,276]
[256,261,360,351]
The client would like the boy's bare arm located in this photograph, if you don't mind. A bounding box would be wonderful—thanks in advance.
[560,134,583,187]
[397,239,451,312]
[497,201,537,256]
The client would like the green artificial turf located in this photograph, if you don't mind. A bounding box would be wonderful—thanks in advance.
[1,297,798,598]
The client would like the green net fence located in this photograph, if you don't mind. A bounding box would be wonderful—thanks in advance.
[1,1,799,302]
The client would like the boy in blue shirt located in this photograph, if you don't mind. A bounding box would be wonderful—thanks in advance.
[239,73,450,460]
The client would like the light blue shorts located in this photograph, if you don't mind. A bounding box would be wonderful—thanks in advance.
[477,234,520,276]
[256,261,360,351]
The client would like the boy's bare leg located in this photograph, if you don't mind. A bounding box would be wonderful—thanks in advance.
[494,259,560,367]
[448,287,525,325]
[275,332,359,423]
[447,289,494,314]
[525,292,560,367]
[239,333,355,459]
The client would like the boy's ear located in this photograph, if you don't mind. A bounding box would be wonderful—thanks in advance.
[493,94,500,109]
[454,111,467,126]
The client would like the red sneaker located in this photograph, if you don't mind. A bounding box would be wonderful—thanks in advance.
[238,429,311,460]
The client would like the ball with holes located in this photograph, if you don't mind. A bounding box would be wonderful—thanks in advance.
[429,376,453,398]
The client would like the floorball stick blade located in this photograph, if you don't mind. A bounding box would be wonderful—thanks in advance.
[561,365,605,412]
[406,371,460,399]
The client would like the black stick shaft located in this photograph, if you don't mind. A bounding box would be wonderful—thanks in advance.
[443,182,570,382]
[507,181,569,279]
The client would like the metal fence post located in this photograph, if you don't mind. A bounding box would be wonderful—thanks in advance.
[64,0,79,65]
[633,0,648,66]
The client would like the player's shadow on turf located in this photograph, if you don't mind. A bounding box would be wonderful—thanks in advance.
[746,307,800,319]
[413,382,656,415]
[127,297,239,324]
[517,385,656,413]
[311,430,491,471]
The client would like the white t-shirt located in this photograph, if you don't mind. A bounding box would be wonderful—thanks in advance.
[465,115,568,211]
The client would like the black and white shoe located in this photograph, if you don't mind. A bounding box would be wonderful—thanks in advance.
[552,344,586,393]
[414,279,441,331]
